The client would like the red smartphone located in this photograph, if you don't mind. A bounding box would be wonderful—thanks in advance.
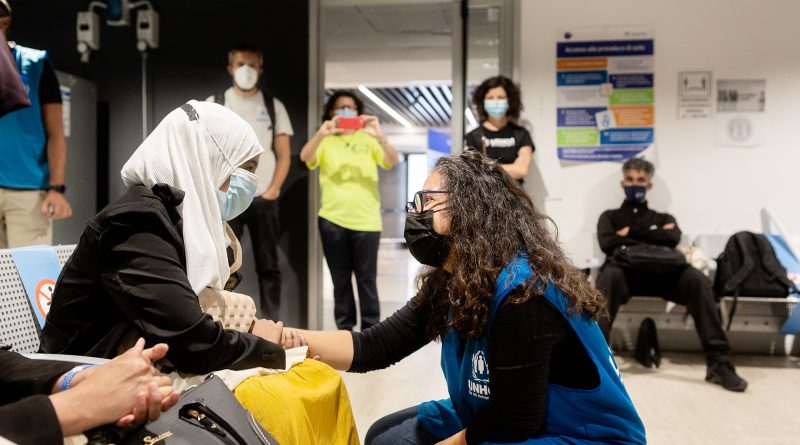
[337,116,365,129]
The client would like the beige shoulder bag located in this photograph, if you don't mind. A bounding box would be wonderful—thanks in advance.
[198,224,257,333]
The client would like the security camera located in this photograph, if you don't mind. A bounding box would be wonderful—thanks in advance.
[76,11,100,63]
[136,9,159,51]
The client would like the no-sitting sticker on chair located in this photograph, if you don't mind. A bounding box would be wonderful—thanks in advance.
[35,279,56,320]
[10,246,63,329]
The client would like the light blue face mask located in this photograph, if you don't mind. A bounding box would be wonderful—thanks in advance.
[335,107,358,118]
[484,99,509,119]
[216,168,258,221]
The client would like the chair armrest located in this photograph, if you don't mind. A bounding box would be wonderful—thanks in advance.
[21,353,109,366]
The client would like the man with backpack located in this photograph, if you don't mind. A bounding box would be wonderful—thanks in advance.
[595,158,747,392]
[206,44,293,319]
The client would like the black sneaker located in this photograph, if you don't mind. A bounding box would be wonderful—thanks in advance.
[706,361,748,392]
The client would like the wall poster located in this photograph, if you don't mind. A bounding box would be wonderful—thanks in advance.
[556,28,655,162]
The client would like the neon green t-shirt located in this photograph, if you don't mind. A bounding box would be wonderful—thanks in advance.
[307,131,392,232]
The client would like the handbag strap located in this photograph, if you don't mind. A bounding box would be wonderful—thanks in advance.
[224,223,243,274]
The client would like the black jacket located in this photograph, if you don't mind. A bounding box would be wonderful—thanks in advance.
[597,200,681,256]
[0,350,75,444]
[39,184,285,373]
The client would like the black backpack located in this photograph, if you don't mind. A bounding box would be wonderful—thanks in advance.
[634,317,661,369]
[714,231,798,329]
[214,90,276,150]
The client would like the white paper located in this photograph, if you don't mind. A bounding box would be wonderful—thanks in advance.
[717,79,766,113]
[678,71,712,119]
[714,79,766,146]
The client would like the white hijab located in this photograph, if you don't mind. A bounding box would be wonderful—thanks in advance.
[121,100,263,294]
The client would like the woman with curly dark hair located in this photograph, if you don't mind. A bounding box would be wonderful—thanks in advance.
[465,75,535,182]
[283,151,645,445]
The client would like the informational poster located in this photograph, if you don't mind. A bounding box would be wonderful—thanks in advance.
[678,71,712,119]
[716,79,766,112]
[556,28,654,162]
[715,79,766,147]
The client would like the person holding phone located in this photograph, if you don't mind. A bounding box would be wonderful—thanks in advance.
[300,91,400,331]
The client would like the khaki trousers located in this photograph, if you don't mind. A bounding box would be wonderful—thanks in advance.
[0,188,52,248]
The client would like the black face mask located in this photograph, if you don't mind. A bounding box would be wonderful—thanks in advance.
[404,210,450,267]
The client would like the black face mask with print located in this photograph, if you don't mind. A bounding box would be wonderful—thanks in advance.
[404,210,450,267]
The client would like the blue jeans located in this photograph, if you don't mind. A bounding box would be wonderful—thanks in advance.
[365,406,440,445]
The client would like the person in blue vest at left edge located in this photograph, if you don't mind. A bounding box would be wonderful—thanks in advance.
[0,0,72,249]
[282,151,646,444]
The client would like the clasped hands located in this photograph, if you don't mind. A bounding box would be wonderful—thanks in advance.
[49,338,180,436]
[250,318,308,350]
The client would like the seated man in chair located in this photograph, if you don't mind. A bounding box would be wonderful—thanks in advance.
[595,158,747,392]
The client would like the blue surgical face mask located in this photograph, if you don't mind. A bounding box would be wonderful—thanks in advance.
[334,107,358,118]
[624,185,647,203]
[216,168,258,221]
[484,99,508,119]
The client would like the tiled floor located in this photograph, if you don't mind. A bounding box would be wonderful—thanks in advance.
[322,246,800,444]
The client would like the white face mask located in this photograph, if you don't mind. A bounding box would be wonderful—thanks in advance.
[233,65,259,91]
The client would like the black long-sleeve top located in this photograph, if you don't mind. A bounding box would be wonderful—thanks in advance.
[597,200,682,256]
[0,350,76,444]
[349,288,598,445]
[39,184,285,373]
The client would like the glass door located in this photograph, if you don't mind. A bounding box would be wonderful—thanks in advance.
[308,0,515,329]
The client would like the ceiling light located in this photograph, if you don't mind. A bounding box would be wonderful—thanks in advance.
[358,85,413,128]
[465,108,478,129]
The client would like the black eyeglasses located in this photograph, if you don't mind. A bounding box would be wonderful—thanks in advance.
[407,190,449,213]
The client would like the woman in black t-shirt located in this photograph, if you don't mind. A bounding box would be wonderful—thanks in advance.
[464,76,534,182]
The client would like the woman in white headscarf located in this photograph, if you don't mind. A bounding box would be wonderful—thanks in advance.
[41,101,361,444]
[40,100,286,372]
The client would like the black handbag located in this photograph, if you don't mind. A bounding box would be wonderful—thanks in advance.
[612,244,688,274]
[85,375,279,445]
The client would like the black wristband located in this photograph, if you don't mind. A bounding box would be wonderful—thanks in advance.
[49,184,66,193]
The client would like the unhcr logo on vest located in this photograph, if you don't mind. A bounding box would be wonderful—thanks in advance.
[468,350,490,400]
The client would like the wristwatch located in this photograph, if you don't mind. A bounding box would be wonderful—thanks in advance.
[49,184,66,193]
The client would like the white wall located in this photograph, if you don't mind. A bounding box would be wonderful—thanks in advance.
[517,0,800,266]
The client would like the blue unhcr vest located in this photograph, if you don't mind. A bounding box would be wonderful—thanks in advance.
[0,44,50,190]
[417,254,646,444]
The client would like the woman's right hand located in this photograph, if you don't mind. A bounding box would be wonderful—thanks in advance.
[251,318,284,345]
[318,117,344,137]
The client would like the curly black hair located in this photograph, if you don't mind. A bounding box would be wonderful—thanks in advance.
[411,151,606,341]
[322,90,365,123]
[471,75,523,122]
